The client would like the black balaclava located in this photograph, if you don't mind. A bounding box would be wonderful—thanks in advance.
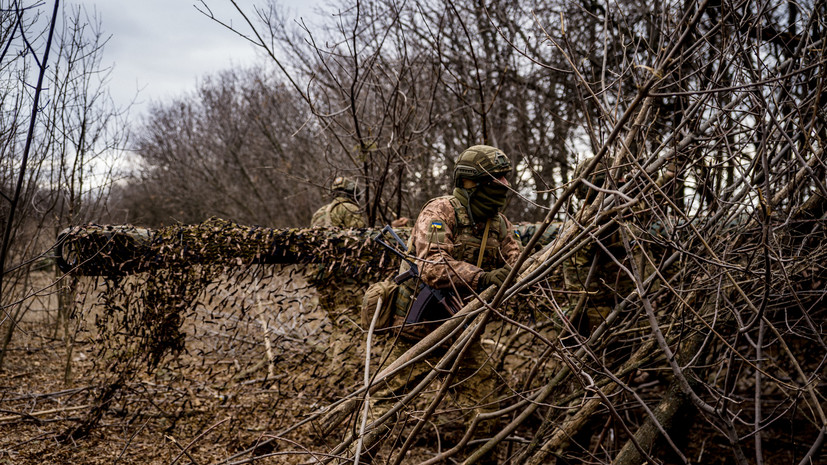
[334,189,358,203]
[453,180,508,223]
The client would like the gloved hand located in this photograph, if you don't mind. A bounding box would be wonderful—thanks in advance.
[478,264,512,290]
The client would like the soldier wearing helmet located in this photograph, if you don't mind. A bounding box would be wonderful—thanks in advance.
[310,176,366,397]
[310,176,367,228]
[564,156,675,337]
[564,157,626,336]
[411,144,521,292]
[365,145,522,463]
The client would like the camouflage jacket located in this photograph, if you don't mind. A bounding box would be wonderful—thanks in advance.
[310,197,366,228]
[387,195,521,341]
[563,167,676,307]
[412,195,522,293]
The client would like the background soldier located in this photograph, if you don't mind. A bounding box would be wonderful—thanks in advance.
[366,145,522,463]
[563,157,675,337]
[515,221,561,250]
[310,176,367,228]
[309,175,366,394]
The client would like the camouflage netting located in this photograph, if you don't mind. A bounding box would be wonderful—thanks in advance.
[57,217,401,278]
[44,219,404,450]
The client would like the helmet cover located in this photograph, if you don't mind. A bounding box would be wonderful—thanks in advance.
[331,176,358,195]
[453,145,512,186]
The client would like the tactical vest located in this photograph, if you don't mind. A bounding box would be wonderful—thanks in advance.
[392,195,511,337]
[310,197,355,228]
[446,196,510,270]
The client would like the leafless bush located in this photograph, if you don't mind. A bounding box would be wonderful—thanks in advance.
[228,0,825,463]
[121,67,326,228]
[0,2,128,371]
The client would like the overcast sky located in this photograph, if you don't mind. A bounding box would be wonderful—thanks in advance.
[71,0,321,119]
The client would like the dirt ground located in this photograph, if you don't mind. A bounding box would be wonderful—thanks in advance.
[0,266,527,464]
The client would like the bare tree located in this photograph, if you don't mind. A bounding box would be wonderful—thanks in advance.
[0,2,127,372]
[125,66,325,227]
[200,0,591,224]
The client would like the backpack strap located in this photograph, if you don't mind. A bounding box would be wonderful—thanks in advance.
[477,219,492,268]
[447,195,473,228]
[322,202,335,225]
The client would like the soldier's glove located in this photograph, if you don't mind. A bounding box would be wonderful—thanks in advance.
[478,264,512,291]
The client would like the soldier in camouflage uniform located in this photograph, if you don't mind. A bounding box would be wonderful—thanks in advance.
[309,176,366,393]
[563,158,627,335]
[515,221,562,251]
[563,157,674,336]
[366,145,522,463]
[311,176,367,228]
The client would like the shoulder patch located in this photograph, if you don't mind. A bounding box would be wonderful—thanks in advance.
[430,221,443,230]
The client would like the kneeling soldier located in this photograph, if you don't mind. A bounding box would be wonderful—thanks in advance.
[368,145,522,463]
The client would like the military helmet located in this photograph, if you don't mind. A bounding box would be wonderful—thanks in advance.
[331,176,358,195]
[453,145,512,186]
[574,157,609,200]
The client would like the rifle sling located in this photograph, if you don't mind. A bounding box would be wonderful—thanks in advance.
[477,218,492,268]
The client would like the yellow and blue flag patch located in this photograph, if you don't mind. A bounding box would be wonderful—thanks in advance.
[428,221,446,243]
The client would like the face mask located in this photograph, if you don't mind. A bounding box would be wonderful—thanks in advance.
[469,181,508,220]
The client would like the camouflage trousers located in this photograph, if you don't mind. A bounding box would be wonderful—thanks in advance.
[360,335,501,462]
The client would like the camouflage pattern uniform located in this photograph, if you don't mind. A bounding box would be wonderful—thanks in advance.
[310,176,366,228]
[417,198,519,289]
[367,146,521,462]
[562,222,631,333]
[309,177,366,391]
[310,197,366,228]
[563,157,675,334]
[390,195,522,338]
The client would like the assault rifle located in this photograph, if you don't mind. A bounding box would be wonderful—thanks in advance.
[373,225,418,284]
[373,226,460,325]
